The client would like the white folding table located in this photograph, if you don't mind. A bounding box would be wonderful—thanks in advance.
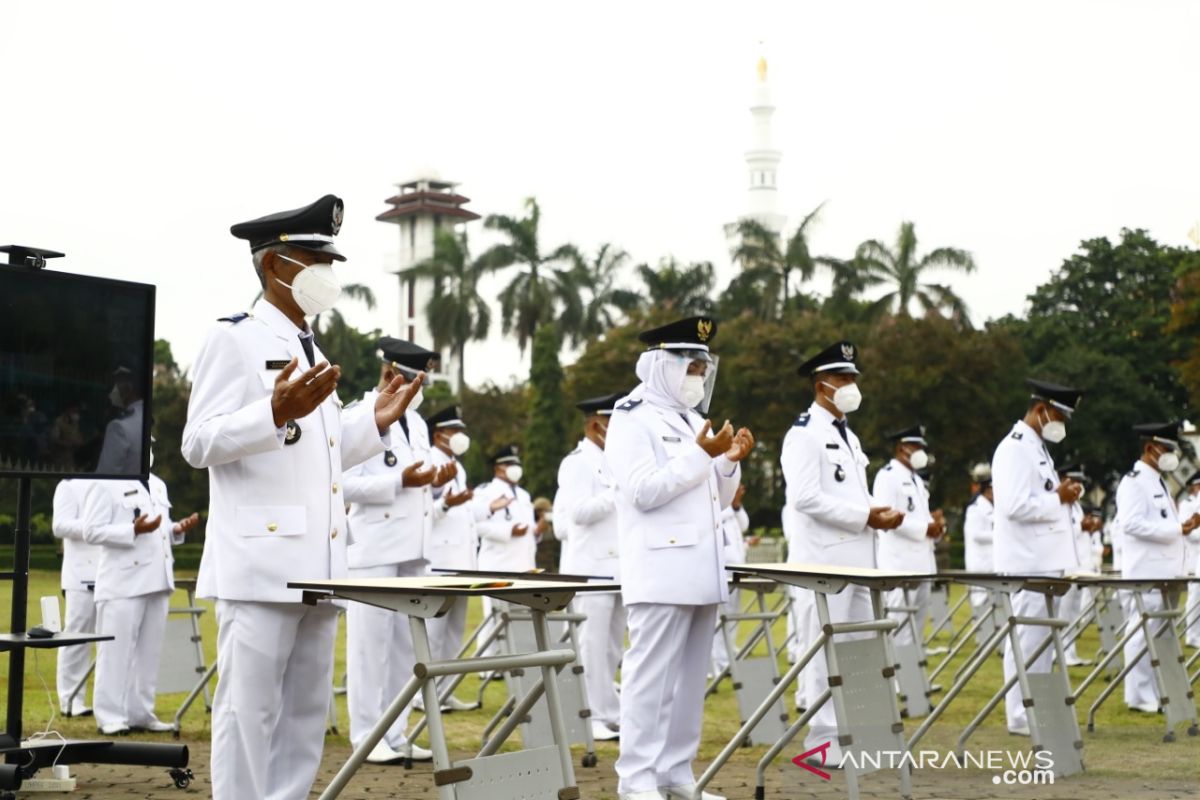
[289,575,618,800]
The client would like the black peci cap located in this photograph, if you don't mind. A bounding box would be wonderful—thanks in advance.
[489,444,521,465]
[377,337,439,373]
[798,340,860,377]
[576,391,626,417]
[231,194,346,262]
[887,424,927,446]
[425,405,466,433]
[1026,378,1083,417]
[1132,421,1181,449]
[638,316,718,354]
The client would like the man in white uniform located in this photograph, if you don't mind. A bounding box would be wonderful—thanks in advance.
[1179,471,1200,649]
[606,316,753,800]
[474,445,542,659]
[553,391,626,743]
[963,468,995,609]
[422,405,482,711]
[82,470,198,733]
[343,339,453,764]
[1114,422,1199,711]
[781,341,904,760]
[181,195,422,800]
[990,378,1084,736]
[873,425,945,646]
[711,484,751,677]
[52,479,101,716]
[1055,464,1091,666]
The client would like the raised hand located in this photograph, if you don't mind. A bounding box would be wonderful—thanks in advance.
[868,506,905,531]
[432,461,458,488]
[271,358,341,428]
[375,372,425,434]
[1056,478,1083,505]
[443,487,474,509]
[490,495,514,513]
[1183,513,1200,535]
[696,419,735,458]
[134,514,163,535]
[927,509,946,539]
[172,512,201,537]
[401,460,436,488]
[512,524,529,537]
[726,427,755,462]
[732,484,747,509]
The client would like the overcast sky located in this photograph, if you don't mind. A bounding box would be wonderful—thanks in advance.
[4,1,1198,388]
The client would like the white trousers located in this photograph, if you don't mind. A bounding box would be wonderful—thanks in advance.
[577,591,626,727]
[94,591,169,729]
[1185,577,1200,648]
[56,588,96,713]
[791,586,814,707]
[346,561,425,749]
[210,600,339,800]
[887,583,930,647]
[1058,584,1083,661]
[710,589,739,675]
[801,583,873,763]
[1002,585,1056,730]
[617,603,717,794]
[1122,590,1164,708]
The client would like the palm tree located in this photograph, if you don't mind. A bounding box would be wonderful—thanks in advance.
[568,243,642,346]
[629,258,716,316]
[481,197,583,354]
[730,202,827,317]
[854,221,976,319]
[400,229,492,389]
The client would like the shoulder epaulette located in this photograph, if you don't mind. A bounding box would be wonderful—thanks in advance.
[793,413,811,427]
[1010,431,1023,441]
[615,398,642,412]
[217,312,251,324]
[884,463,894,471]
[1125,469,1137,478]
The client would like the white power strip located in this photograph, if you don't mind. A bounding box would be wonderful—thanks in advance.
[18,776,77,791]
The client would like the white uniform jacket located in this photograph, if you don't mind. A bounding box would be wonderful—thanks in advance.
[1180,495,1200,576]
[181,300,387,603]
[605,397,740,606]
[1115,462,1189,579]
[780,403,875,568]
[82,475,181,603]
[990,420,1076,574]
[873,459,935,573]
[475,479,537,572]
[53,480,103,592]
[553,438,620,579]
[426,447,481,571]
[963,493,995,573]
[721,505,751,566]
[343,396,433,568]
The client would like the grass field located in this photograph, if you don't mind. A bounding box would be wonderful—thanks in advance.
[0,570,1197,789]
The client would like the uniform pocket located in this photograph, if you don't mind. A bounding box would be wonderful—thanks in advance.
[644,524,698,550]
[235,505,306,538]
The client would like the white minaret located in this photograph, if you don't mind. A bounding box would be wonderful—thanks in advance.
[376,170,480,392]
[726,55,785,242]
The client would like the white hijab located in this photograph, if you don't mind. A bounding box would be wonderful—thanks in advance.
[632,349,690,412]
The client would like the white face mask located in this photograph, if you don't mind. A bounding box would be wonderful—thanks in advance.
[821,380,862,414]
[407,386,424,413]
[1039,410,1067,443]
[908,449,929,471]
[1157,450,1180,474]
[679,374,707,408]
[448,431,470,456]
[504,465,523,484]
[275,253,341,316]
[108,385,124,408]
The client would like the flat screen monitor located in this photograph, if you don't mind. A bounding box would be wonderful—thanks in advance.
[0,264,155,478]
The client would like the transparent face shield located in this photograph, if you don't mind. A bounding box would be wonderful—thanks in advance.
[677,349,719,415]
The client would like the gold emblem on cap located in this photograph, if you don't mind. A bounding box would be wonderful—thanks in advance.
[332,202,344,235]
[279,233,290,242]
[697,319,713,342]
[841,343,854,360]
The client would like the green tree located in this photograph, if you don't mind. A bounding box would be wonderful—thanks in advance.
[154,339,178,375]
[626,258,716,316]
[854,221,976,320]
[481,198,583,354]
[401,229,492,389]
[524,323,569,501]
[730,202,827,318]
[460,382,530,487]
[569,243,642,346]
